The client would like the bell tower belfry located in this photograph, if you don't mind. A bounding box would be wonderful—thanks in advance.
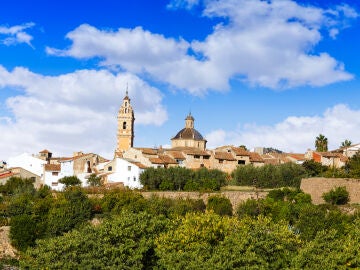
[116,90,135,154]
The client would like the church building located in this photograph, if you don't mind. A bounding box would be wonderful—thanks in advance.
[116,90,135,154]
[171,113,207,151]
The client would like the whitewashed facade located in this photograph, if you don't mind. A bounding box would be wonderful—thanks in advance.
[103,158,144,189]
[7,153,47,179]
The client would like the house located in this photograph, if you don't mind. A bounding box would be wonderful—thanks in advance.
[0,167,42,187]
[102,157,145,189]
[7,152,47,179]
[305,150,347,168]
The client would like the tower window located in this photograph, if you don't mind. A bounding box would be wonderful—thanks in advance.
[125,108,127,113]
[123,122,127,129]
[125,102,128,106]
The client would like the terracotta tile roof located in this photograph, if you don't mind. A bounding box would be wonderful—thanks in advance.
[319,152,339,158]
[44,164,61,171]
[183,149,210,156]
[0,171,15,179]
[249,152,264,163]
[39,149,51,153]
[166,151,186,160]
[231,147,251,156]
[214,152,236,161]
[159,154,178,164]
[137,148,158,155]
[288,154,305,160]
[132,162,148,169]
[149,157,165,164]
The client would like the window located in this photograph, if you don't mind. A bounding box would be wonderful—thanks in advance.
[125,108,127,113]
[127,177,130,181]
[125,102,127,106]
[194,155,200,159]
[128,166,131,171]
[30,177,36,181]
[52,182,58,186]
[238,160,245,165]
[52,172,59,176]
[204,156,210,160]
[108,166,112,171]
[219,159,223,164]
[123,121,127,129]
[133,177,136,182]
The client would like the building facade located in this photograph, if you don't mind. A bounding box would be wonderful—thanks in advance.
[116,90,135,154]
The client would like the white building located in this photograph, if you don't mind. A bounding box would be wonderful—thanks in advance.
[103,158,145,189]
[7,153,47,180]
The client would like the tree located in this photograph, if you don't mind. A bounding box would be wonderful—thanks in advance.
[86,173,102,187]
[322,186,349,205]
[206,195,233,216]
[315,134,328,152]
[58,176,81,187]
[22,211,170,269]
[340,139,352,148]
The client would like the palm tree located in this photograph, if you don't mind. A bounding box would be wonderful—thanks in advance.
[315,134,328,152]
[340,139,352,148]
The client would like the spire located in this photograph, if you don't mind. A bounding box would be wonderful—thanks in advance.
[123,83,130,101]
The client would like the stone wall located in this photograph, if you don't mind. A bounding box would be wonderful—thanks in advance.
[141,191,267,210]
[300,177,360,205]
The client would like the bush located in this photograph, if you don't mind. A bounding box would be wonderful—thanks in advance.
[10,214,37,251]
[206,195,232,216]
[231,163,306,188]
[59,176,81,187]
[140,167,227,191]
[322,186,349,205]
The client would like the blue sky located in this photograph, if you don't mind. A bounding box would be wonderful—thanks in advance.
[1,0,360,160]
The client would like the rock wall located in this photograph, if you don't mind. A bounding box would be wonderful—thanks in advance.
[300,177,360,205]
[142,191,267,210]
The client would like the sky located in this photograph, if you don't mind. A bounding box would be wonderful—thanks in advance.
[1,0,360,160]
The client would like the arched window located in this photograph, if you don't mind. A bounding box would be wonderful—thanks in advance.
[125,102,127,106]
[123,121,127,129]
[125,108,127,113]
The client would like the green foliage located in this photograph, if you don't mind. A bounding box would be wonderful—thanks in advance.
[86,173,102,187]
[292,220,360,269]
[10,214,37,251]
[0,177,35,196]
[302,160,328,177]
[346,152,360,178]
[58,175,81,187]
[46,187,92,236]
[341,139,352,148]
[322,186,349,205]
[315,133,328,152]
[100,189,147,214]
[232,163,306,188]
[140,167,227,191]
[155,212,301,269]
[206,195,232,216]
[22,211,170,269]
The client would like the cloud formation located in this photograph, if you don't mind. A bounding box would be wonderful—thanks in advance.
[47,0,356,94]
[0,22,35,47]
[206,104,360,152]
[0,66,167,159]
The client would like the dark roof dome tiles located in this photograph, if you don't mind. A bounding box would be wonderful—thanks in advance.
[172,128,204,140]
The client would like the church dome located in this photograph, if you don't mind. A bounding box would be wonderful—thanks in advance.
[172,128,204,140]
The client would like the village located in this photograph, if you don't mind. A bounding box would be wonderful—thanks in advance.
[1,91,359,191]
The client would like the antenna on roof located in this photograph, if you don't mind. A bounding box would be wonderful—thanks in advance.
[126,83,128,96]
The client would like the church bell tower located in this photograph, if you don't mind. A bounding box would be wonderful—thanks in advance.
[116,90,135,154]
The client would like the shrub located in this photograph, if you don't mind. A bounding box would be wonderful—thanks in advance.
[207,195,232,216]
[322,186,349,205]
[10,214,37,251]
[59,176,81,187]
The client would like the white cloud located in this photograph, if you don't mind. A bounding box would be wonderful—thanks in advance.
[167,0,200,10]
[47,0,356,94]
[206,104,360,153]
[0,22,35,47]
[0,66,167,160]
